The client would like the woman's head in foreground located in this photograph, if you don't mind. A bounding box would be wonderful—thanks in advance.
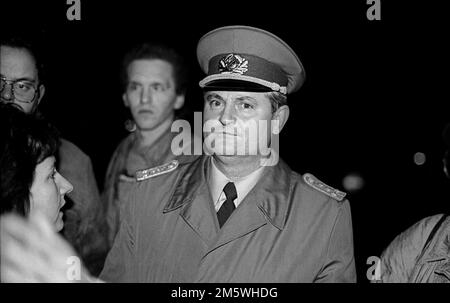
[0,104,73,231]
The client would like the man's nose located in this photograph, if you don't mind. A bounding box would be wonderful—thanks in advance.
[140,87,153,104]
[219,103,235,125]
[1,83,14,101]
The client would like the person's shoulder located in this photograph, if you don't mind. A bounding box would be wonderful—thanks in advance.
[282,166,351,238]
[60,138,85,154]
[290,170,347,205]
[131,155,201,199]
[401,214,448,242]
[379,214,447,282]
[59,138,91,162]
[382,214,446,261]
[128,155,201,210]
[416,214,447,227]
[134,154,200,183]
[111,132,135,154]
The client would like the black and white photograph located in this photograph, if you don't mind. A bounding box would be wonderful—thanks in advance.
[0,0,448,299]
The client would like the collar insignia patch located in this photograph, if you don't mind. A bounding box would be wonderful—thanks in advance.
[136,160,179,181]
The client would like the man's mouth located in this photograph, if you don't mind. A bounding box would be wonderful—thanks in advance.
[138,109,153,114]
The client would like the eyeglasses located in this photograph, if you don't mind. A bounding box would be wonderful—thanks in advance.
[0,76,39,103]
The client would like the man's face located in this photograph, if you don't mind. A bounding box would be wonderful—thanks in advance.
[203,90,276,156]
[123,59,184,131]
[0,46,44,113]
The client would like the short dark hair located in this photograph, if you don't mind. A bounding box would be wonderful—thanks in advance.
[0,35,46,85]
[121,43,188,95]
[0,103,60,216]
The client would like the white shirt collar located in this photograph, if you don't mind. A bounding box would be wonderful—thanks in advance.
[209,157,265,211]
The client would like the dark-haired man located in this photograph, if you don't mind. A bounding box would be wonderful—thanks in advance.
[102,43,191,247]
[100,26,356,282]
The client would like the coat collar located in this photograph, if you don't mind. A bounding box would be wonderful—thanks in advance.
[163,155,292,230]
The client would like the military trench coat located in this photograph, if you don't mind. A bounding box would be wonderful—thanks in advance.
[100,155,356,282]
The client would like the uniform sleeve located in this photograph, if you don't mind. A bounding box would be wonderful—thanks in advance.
[77,156,110,276]
[315,199,357,283]
[102,146,121,247]
[81,155,102,222]
[99,185,138,282]
[102,139,132,248]
[58,140,108,276]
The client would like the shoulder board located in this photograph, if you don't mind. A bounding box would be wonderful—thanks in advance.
[135,160,179,182]
[303,173,347,202]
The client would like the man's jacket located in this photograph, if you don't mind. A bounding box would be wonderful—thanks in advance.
[100,155,356,282]
[380,214,449,283]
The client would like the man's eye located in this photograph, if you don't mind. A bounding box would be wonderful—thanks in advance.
[16,82,32,92]
[127,83,139,91]
[209,100,222,108]
[50,169,57,180]
[151,84,165,92]
[239,102,254,110]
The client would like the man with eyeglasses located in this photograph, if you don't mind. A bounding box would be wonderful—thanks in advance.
[0,36,108,276]
[0,76,41,108]
[0,51,43,112]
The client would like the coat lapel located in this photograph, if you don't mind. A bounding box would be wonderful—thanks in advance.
[204,159,293,257]
[163,156,293,258]
[163,156,219,245]
[178,181,219,245]
[204,192,268,257]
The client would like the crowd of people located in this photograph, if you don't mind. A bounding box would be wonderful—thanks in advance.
[0,25,448,283]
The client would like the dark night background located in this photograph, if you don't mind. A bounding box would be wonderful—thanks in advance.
[3,0,449,282]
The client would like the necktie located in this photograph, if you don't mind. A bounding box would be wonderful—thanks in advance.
[217,182,237,228]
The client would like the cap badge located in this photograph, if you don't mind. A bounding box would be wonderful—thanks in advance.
[218,54,248,75]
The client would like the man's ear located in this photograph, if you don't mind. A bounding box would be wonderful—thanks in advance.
[271,105,290,135]
[30,84,45,113]
[174,94,185,110]
[122,93,129,107]
[36,84,45,107]
[28,193,34,212]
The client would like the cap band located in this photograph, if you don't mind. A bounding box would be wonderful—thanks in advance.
[200,53,288,94]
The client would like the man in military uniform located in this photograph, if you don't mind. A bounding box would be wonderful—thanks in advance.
[100,26,356,282]
[0,26,356,283]
[102,43,190,249]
